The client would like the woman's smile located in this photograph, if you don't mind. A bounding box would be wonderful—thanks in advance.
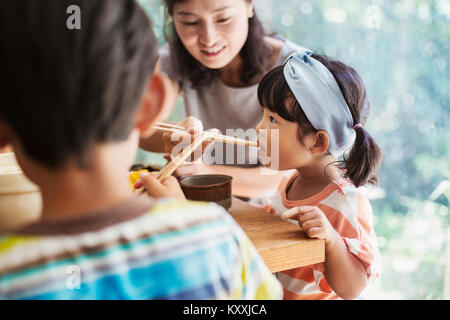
[200,45,226,58]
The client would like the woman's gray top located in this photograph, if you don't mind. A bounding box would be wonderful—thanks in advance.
[160,38,307,167]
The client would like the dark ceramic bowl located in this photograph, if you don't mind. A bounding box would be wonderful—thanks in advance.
[130,163,162,172]
[179,174,233,210]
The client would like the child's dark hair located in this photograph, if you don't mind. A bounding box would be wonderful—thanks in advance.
[0,0,158,168]
[163,0,273,89]
[257,54,382,188]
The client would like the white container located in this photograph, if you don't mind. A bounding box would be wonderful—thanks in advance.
[0,153,42,230]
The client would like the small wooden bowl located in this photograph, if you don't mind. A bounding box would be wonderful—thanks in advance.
[179,174,233,210]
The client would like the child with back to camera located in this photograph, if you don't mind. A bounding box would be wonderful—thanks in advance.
[0,0,282,300]
[256,50,382,300]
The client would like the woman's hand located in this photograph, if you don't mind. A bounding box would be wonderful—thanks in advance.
[283,206,339,245]
[162,116,208,154]
[137,171,186,201]
[163,123,219,173]
[139,116,216,157]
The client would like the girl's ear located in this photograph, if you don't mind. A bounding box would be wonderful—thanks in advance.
[134,73,177,138]
[309,131,330,155]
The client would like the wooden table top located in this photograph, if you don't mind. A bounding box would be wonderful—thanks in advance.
[228,198,325,273]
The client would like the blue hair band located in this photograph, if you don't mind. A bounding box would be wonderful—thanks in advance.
[283,51,356,158]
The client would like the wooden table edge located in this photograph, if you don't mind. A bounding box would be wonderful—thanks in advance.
[228,197,325,273]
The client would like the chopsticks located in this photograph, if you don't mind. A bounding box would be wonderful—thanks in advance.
[154,122,258,147]
[149,121,258,183]
[156,132,210,182]
[155,121,185,131]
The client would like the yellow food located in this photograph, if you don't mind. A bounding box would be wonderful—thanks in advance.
[128,169,147,189]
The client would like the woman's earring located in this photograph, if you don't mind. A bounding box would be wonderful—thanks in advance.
[249,10,254,18]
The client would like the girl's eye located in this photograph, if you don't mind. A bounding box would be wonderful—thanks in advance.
[269,116,277,124]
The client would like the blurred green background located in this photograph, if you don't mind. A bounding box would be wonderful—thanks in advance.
[138,0,450,299]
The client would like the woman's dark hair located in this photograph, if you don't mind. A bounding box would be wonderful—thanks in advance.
[0,0,158,168]
[163,0,273,89]
[257,54,382,188]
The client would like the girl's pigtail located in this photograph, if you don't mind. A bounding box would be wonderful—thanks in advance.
[310,54,383,188]
[343,125,382,188]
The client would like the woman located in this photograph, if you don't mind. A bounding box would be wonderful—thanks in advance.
[140,0,306,199]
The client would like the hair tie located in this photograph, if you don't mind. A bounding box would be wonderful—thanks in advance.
[353,124,362,130]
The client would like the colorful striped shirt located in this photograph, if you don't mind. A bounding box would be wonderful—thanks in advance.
[263,173,380,300]
[0,197,282,300]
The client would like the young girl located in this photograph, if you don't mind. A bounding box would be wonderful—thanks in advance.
[256,51,382,300]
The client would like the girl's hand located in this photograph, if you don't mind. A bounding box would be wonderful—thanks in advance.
[283,206,338,245]
[137,171,186,201]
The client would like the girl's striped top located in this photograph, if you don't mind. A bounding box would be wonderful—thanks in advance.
[0,197,282,300]
[263,173,381,300]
